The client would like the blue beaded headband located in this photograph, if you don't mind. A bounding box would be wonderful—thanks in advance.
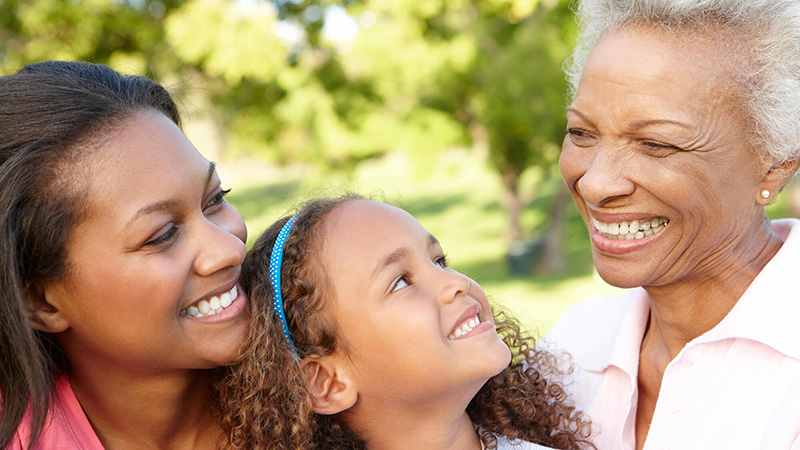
[269,213,300,356]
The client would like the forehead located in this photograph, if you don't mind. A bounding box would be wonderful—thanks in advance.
[320,201,432,262]
[77,110,210,226]
[575,25,740,117]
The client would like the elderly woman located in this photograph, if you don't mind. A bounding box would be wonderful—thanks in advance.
[548,0,800,449]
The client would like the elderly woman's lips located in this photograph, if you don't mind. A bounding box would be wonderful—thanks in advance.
[591,217,669,240]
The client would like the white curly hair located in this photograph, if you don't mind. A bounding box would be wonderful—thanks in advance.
[565,0,800,166]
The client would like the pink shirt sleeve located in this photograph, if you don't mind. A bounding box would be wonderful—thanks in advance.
[11,377,104,450]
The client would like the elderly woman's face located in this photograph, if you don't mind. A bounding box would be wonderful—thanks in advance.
[560,26,771,289]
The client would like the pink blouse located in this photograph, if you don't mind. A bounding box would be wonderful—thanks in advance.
[546,219,800,450]
[11,376,104,449]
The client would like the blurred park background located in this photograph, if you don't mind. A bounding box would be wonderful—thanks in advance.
[2,0,796,332]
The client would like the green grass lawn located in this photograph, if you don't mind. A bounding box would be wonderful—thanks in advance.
[221,149,791,335]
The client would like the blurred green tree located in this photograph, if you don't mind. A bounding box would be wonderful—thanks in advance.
[0,0,576,273]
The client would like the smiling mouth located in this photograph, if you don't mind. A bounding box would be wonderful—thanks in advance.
[592,217,669,240]
[180,285,238,318]
[448,314,481,340]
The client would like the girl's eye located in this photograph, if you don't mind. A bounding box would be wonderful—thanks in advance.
[205,188,231,211]
[391,276,410,293]
[434,256,448,268]
[144,224,178,247]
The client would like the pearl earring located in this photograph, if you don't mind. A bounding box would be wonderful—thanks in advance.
[761,189,771,199]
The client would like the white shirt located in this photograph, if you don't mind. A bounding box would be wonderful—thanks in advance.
[492,434,556,450]
[545,219,800,450]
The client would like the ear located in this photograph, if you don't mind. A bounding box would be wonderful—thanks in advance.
[301,354,358,415]
[26,282,70,333]
[757,158,800,204]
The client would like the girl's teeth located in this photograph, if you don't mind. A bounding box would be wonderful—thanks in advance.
[448,315,480,340]
[187,306,199,316]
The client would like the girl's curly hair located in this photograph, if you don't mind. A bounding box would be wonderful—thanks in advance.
[217,196,593,450]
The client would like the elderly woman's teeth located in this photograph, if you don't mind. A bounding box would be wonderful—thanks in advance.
[448,315,481,340]
[180,285,238,318]
[592,217,669,240]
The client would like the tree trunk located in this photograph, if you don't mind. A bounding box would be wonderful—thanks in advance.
[537,182,569,273]
[500,168,524,242]
[787,182,800,218]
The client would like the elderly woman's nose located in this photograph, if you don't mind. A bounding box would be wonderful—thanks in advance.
[576,147,636,206]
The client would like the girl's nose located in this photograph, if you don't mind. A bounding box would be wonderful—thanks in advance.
[438,270,471,305]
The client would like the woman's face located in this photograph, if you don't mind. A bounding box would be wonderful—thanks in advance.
[320,201,511,405]
[45,109,249,374]
[560,26,770,289]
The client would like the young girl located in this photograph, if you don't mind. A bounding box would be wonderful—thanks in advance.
[218,196,592,450]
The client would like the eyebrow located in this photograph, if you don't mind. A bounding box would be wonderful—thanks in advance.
[372,234,441,278]
[567,108,693,131]
[628,119,694,131]
[124,161,216,230]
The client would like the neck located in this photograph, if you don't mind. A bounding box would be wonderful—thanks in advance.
[642,219,783,360]
[344,394,483,450]
[68,367,222,449]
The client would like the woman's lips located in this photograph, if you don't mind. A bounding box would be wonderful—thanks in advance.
[589,216,670,255]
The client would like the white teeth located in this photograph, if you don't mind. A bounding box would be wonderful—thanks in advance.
[592,217,669,241]
[209,296,221,310]
[180,285,238,318]
[197,300,211,315]
[448,315,480,340]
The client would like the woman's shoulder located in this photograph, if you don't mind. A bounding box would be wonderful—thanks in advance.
[546,289,646,343]
[11,376,103,450]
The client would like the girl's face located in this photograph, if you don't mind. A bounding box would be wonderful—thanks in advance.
[319,200,511,406]
[43,109,249,375]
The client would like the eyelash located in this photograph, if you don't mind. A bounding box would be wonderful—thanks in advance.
[145,225,177,247]
[390,255,449,292]
[143,188,231,248]
[207,188,231,209]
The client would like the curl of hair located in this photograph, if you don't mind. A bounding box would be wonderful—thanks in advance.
[565,0,800,166]
[468,310,594,450]
[220,196,593,449]
[218,196,363,450]
[0,60,181,450]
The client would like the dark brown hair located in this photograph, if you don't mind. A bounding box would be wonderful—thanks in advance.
[219,196,593,449]
[0,60,181,450]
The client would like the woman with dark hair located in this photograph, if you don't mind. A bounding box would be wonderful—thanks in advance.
[0,61,249,449]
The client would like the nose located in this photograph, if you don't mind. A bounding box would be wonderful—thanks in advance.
[194,213,247,277]
[438,270,471,305]
[569,144,636,207]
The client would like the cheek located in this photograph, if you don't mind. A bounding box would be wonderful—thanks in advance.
[558,142,583,186]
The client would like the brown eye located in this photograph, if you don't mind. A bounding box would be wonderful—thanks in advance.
[204,188,231,211]
[567,129,595,147]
